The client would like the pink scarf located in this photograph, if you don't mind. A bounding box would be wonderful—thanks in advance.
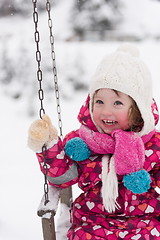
[78,125,155,212]
[79,125,156,175]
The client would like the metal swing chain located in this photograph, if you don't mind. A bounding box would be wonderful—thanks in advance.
[32,0,49,205]
[45,0,63,139]
[32,0,63,205]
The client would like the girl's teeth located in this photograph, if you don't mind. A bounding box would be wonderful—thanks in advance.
[103,120,116,125]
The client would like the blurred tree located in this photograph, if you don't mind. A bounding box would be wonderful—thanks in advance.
[0,0,17,16]
[70,0,123,40]
[0,0,45,16]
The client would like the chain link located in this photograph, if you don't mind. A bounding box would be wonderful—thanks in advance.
[46,0,63,139]
[32,0,46,119]
[42,145,49,205]
[32,0,49,205]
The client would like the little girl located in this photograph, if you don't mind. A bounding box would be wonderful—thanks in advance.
[28,44,160,239]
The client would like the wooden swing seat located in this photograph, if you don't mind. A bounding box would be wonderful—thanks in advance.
[37,186,72,240]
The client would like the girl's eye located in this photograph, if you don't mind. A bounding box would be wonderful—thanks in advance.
[96,99,104,104]
[114,100,123,105]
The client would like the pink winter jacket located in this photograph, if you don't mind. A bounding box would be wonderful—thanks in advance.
[37,96,160,240]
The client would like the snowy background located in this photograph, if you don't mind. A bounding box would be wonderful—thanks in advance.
[0,0,160,239]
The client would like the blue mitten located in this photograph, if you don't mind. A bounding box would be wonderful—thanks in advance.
[123,169,151,194]
[65,137,91,161]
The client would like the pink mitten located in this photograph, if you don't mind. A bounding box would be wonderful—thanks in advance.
[111,130,145,175]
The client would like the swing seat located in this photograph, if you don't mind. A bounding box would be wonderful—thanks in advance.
[37,185,72,240]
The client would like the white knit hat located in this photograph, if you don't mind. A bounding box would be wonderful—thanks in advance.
[89,44,155,136]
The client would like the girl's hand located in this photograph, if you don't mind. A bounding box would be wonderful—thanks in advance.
[28,114,58,152]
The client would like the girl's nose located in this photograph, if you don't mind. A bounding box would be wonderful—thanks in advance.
[101,105,112,117]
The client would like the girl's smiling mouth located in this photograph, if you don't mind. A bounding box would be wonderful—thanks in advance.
[102,120,118,125]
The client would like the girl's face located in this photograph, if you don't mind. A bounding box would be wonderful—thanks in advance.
[92,88,133,134]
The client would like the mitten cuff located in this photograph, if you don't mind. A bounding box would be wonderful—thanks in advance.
[28,137,58,153]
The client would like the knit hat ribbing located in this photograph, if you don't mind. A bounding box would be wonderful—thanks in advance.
[89,44,155,136]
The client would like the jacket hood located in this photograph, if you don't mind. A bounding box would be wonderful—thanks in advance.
[78,95,159,136]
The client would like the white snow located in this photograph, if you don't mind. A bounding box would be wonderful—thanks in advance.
[0,1,160,239]
[120,0,160,39]
[37,185,60,214]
